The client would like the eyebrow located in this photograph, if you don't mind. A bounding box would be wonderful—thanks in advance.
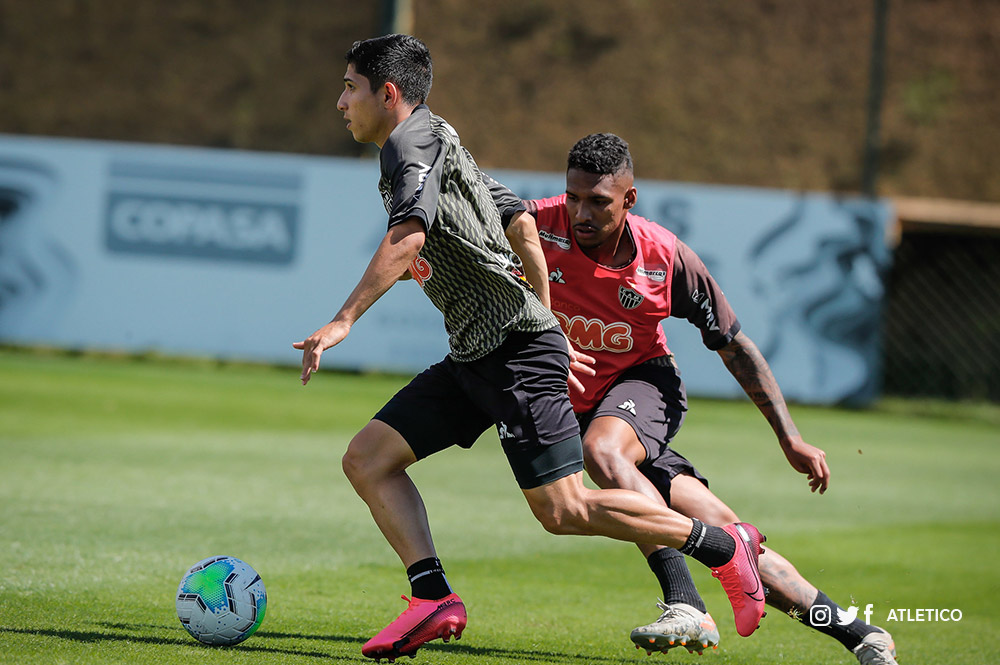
[566,189,611,200]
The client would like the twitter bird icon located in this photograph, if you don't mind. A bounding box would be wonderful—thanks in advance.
[837,605,859,625]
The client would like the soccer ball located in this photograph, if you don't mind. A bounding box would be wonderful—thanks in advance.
[175,555,267,646]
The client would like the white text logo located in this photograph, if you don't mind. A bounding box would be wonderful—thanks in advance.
[539,230,571,250]
[106,195,295,264]
[809,603,962,627]
[636,266,667,282]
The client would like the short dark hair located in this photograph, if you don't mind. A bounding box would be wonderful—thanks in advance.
[567,133,634,176]
[345,34,433,105]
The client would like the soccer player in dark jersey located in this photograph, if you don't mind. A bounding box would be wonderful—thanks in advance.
[294,36,767,662]
[519,132,898,664]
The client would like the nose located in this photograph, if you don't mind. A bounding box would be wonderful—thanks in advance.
[337,91,348,112]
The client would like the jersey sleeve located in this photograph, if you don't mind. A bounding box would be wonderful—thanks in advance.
[523,195,566,226]
[480,169,527,228]
[670,240,741,350]
[380,121,446,231]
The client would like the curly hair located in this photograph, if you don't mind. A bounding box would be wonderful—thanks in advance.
[567,133,633,176]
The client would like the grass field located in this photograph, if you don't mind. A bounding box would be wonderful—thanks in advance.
[1,348,998,664]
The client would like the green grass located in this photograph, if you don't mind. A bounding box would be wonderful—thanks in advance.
[1,349,998,664]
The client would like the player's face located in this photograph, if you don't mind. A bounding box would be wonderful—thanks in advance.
[564,168,636,249]
[337,65,389,146]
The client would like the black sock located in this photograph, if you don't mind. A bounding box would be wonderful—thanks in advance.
[406,557,452,600]
[678,518,735,569]
[804,590,878,651]
[647,548,706,612]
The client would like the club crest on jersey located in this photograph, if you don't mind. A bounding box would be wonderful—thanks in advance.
[618,286,644,310]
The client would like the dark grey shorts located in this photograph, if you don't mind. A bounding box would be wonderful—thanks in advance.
[577,355,708,506]
[373,327,584,490]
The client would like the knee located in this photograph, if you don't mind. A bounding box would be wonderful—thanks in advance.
[341,434,379,492]
[527,488,589,536]
[341,423,411,489]
[341,437,368,486]
[534,504,586,536]
[582,434,636,487]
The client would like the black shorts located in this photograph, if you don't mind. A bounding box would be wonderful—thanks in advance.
[373,327,583,490]
[576,355,708,506]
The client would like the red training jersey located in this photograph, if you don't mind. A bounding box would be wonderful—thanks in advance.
[529,194,740,412]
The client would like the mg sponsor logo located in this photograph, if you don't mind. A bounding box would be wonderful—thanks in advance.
[105,161,300,264]
[553,312,633,353]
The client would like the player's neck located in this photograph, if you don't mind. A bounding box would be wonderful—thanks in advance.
[582,222,635,268]
[374,104,420,148]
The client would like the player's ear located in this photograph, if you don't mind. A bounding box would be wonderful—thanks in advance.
[623,186,638,211]
[382,81,402,108]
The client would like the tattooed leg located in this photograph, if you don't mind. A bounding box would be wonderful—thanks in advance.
[757,548,818,617]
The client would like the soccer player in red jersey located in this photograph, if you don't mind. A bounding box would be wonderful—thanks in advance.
[294,38,766,662]
[520,133,898,664]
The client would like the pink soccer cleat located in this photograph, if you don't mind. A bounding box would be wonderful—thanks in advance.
[362,593,467,662]
[711,522,767,637]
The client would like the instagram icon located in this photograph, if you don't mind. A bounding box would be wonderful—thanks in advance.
[809,605,833,627]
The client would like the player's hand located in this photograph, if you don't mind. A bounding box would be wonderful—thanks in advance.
[565,337,596,395]
[780,435,830,494]
[292,320,351,386]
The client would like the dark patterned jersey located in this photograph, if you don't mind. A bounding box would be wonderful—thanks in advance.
[378,106,555,361]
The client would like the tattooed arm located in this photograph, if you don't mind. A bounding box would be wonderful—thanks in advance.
[717,331,831,493]
[669,239,830,492]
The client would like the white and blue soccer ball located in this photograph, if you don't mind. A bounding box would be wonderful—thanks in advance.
[176,555,267,646]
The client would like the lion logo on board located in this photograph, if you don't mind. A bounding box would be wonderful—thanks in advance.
[618,286,644,310]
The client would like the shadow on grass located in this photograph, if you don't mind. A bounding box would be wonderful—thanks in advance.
[0,624,365,661]
[420,640,630,663]
[2,623,629,663]
[259,629,628,663]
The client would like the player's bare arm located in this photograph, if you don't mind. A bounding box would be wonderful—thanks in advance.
[716,330,830,493]
[504,211,551,309]
[294,217,426,385]
[505,206,594,391]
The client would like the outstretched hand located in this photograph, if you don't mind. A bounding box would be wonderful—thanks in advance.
[565,337,596,395]
[292,320,351,385]
[780,435,830,494]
